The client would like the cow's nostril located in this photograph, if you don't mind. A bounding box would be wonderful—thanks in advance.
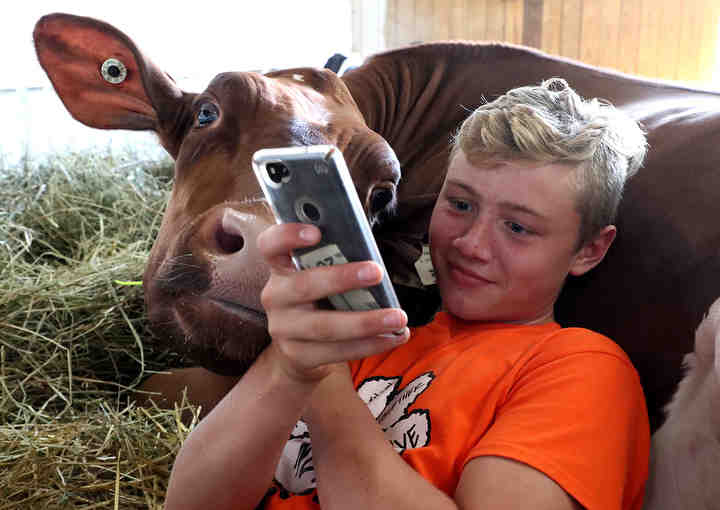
[216,227,245,254]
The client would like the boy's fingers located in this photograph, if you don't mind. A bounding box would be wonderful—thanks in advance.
[284,332,410,368]
[262,261,384,308]
[270,322,410,371]
[268,308,408,343]
[257,223,321,271]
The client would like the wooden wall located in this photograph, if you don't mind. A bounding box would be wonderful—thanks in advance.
[381,0,720,85]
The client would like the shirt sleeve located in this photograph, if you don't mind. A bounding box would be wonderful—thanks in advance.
[464,338,650,510]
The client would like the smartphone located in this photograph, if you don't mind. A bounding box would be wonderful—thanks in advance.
[252,144,401,312]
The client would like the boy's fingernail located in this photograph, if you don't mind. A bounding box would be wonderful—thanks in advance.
[358,264,380,281]
[394,327,410,342]
[379,327,410,342]
[383,310,404,329]
[299,227,318,242]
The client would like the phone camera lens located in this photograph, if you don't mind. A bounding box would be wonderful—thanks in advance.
[302,202,321,222]
[266,162,290,184]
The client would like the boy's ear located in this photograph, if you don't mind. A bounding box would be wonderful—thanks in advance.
[569,225,617,277]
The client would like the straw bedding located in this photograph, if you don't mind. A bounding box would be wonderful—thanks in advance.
[1,150,199,509]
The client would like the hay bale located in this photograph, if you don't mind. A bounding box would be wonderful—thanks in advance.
[0,401,198,509]
[1,149,197,508]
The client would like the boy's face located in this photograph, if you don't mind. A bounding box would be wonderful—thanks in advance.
[429,151,611,324]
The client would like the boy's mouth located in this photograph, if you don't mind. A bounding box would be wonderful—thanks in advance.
[447,261,494,287]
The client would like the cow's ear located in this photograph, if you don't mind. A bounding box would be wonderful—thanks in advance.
[33,13,183,136]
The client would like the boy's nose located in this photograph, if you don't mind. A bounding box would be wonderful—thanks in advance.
[452,219,493,261]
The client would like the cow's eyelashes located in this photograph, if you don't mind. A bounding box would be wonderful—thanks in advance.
[196,102,219,127]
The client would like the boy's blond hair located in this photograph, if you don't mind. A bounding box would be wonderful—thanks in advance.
[452,78,648,246]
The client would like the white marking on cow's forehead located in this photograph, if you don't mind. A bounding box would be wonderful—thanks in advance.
[288,119,329,145]
[292,74,305,82]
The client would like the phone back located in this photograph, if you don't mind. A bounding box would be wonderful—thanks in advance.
[252,145,400,311]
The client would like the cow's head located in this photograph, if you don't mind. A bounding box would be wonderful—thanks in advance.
[34,13,401,375]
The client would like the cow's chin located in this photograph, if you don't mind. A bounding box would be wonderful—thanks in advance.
[148,295,271,377]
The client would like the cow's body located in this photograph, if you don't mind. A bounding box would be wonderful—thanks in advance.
[34,13,720,508]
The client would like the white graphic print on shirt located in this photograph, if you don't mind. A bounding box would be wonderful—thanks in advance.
[273,371,435,496]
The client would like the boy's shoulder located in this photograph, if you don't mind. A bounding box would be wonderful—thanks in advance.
[451,318,634,368]
[519,325,638,378]
[544,326,629,357]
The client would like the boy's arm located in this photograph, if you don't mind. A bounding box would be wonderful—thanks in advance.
[163,347,317,510]
[455,456,583,510]
[305,368,458,510]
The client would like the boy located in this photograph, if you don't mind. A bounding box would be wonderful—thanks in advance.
[165,78,650,510]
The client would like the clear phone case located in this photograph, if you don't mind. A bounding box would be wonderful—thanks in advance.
[252,145,401,311]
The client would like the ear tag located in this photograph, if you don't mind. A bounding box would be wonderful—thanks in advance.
[100,58,128,84]
[414,244,436,286]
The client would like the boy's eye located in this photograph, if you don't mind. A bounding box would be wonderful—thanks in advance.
[449,198,472,212]
[507,222,529,235]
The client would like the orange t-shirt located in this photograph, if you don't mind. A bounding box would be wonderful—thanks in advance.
[262,312,650,509]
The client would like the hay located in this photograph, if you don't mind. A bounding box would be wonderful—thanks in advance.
[1,149,198,508]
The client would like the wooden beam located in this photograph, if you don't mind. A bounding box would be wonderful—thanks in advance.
[506,0,525,44]
[416,0,433,43]
[561,0,583,60]
[523,0,544,48]
[468,0,489,41]
[448,0,467,40]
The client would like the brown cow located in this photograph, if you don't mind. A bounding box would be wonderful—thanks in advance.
[34,13,720,440]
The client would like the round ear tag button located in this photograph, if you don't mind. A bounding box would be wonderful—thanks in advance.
[100,58,128,84]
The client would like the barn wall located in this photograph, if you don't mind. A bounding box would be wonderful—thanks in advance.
[381,0,720,86]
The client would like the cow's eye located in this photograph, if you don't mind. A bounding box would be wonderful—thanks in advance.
[196,103,219,127]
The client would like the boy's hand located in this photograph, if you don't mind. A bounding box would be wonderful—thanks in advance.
[257,223,410,384]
